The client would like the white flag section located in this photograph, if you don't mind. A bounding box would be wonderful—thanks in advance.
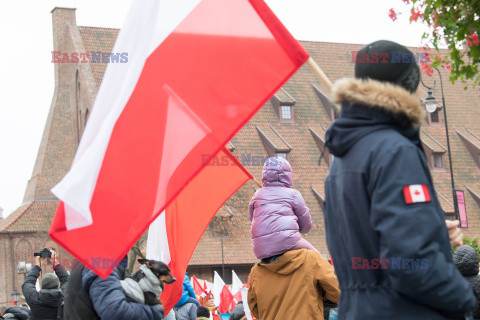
[232,270,243,296]
[146,210,171,264]
[241,288,254,320]
[51,0,202,230]
[213,271,225,307]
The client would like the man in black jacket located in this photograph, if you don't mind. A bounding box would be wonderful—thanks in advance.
[324,40,477,319]
[22,250,68,320]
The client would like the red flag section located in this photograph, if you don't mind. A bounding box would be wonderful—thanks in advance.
[50,0,309,280]
[157,148,251,312]
[192,275,204,297]
[218,285,234,314]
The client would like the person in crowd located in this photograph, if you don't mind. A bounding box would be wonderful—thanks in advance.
[248,248,340,320]
[175,274,200,308]
[229,301,246,320]
[249,156,314,260]
[196,306,210,320]
[173,301,197,320]
[454,245,480,319]
[22,249,68,320]
[323,39,477,319]
[163,309,176,320]
[0,306,30,320]
[63,256,164,320]
[198,291,220,320]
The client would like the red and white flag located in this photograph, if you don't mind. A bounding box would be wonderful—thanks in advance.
[403,184,431,204]
[213,271,233,313]
[146,148,250,311]
[49,0,308,280]
[191,275,204,297]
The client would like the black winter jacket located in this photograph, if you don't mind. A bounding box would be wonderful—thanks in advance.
[63,260,100,320]
[64,257,164,320]
[2,306,30,320]
[229,301,245,320]
[22,264,68,320]
[324,78,477,319]
[454,245,480,319]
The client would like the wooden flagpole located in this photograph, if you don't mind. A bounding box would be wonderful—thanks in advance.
[306,56,332,91]
[253,178,262,188]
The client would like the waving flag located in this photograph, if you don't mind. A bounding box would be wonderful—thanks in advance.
[213,271,234,313]
[231,270,243,309]
[146,147,251,312]
[192,275,204,297]
[49,0,309,279]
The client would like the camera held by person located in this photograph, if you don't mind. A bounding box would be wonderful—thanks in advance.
[22,248,68,320]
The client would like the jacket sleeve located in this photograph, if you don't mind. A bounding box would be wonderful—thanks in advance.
[183,276,197,299]
[83,268,164,320]
[314,254,340,304]
[292,190,312,234]
[248,194,256,222]
[247,273,259,319]
[22,265,41,304]
[370,145,477,315]
[54,264,69,292]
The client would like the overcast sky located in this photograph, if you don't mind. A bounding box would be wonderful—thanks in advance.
[0,0,431,216]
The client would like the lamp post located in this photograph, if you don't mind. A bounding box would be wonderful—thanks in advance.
[11,289,19,305]
[17,261,32,279]
[421,67,459,222]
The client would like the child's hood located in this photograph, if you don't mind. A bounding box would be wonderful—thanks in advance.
[261,157,293,188]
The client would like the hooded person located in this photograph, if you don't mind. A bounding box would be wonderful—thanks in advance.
[249,156,314,260]
[323,39,477,319]
[22,254,68,320]
[1,306,30,320]
[454,245,480,319]
[248,249,340,320]
[174,274,200,308]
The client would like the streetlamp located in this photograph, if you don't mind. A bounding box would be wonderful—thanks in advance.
[421,67,459,222]
[11,289,20,305]
[17,261,32,279]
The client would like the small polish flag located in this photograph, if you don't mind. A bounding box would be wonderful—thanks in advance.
[403,184,431,204]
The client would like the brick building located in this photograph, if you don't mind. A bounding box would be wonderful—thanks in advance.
[2,6,480,306]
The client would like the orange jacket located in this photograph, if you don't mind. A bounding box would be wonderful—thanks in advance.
[248,249,340,320]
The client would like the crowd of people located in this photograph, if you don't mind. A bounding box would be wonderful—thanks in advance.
[2,39,480,320]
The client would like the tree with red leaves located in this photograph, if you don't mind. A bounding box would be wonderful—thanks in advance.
[389,0,480,89]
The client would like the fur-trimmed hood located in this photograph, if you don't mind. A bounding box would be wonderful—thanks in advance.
[325,78,424,157]
[332,78,424,126]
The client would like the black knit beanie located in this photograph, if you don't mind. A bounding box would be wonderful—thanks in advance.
[354,40,420,93]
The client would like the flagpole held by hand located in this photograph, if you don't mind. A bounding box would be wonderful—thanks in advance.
[306,56,332,91]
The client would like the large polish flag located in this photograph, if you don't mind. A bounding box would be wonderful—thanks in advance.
[146,148,250,312]
[49,0,309,279]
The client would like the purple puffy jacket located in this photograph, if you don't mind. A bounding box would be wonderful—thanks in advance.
[249,157,312,259]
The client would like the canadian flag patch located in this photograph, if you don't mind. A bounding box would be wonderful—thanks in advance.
[403,184,431,204]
